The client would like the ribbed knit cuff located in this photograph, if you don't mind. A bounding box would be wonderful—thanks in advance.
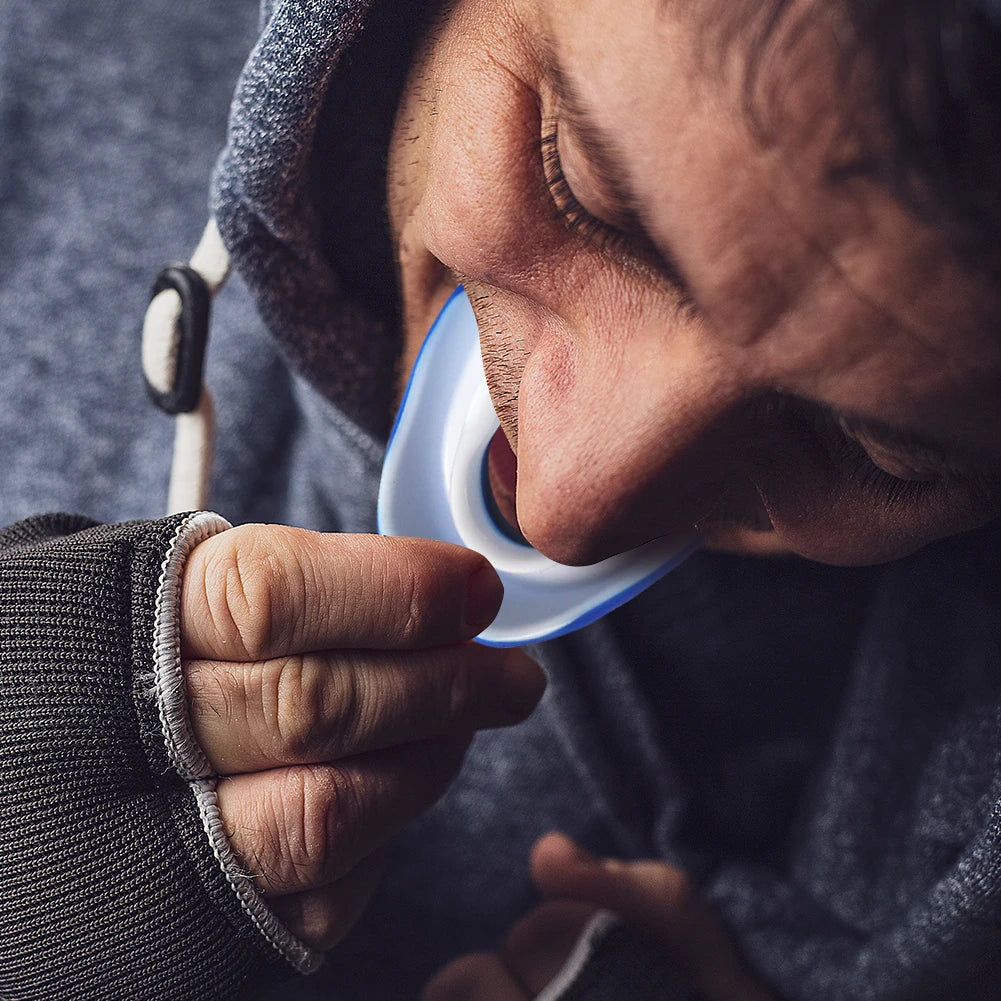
[153,511,231,781]
[149,511,323,975]
[0,513,306,999]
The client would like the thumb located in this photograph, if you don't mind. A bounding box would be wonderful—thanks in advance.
[530,833,776,1001]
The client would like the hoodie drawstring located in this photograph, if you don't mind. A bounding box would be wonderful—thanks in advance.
[142,218,230,514]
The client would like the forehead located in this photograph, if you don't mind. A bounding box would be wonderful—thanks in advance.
[523,0,1001,443]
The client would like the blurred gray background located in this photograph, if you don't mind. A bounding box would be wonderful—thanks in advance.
[0,1,294,526]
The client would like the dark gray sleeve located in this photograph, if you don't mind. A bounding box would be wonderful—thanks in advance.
[0,513,304,1000]
[538,913,700,1001]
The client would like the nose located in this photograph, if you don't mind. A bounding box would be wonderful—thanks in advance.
[512,323,757,565]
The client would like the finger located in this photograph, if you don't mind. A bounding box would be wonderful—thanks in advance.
[268,850,386,951]
[422,953,528,1001]
[531,834,777,1001]
[532,833,696,938]
[185,645,545,775]
[218,736,469,896]
[502,900,599,997]
[181,525,503,661]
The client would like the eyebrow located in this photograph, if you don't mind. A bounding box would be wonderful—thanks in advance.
[546,56,696,300]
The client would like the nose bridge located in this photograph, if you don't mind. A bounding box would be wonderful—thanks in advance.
[595,331,747,506]
[514,311,748,564]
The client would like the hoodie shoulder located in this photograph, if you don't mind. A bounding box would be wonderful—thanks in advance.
[212,0,432,439]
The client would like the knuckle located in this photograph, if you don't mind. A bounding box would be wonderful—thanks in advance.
[390,557,427,646]
[271,655,326,761]
[196,527,310,661]
[322,654,367,750]
[294,768,335,866]
[314,766,367,865]
[260,768,337,892]
[263,653,370,762]
[277,765,370,886]
[200,531,278,660]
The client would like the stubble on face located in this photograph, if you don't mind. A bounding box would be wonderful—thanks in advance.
[386,0,1001,566]
[465,282,529,449]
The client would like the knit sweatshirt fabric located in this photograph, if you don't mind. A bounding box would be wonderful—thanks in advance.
[1,1,1000,1000]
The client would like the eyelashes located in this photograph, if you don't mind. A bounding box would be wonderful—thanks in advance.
[841,438,939,508]
[538,125,626,252]
[765,395,941,510]
[537,121,698,315]
[820,408,942,509]
[535,123,950,516]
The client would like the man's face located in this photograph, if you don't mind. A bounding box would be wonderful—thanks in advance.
[387,0,1001,567]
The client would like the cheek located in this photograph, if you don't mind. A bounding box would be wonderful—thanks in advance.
[388,2,547,281]
[414,47,613,311]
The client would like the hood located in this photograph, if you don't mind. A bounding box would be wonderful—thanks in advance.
[211,0,431,438]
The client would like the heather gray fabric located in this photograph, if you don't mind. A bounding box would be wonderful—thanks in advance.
[216,3,1001,998]
[0,514,297,999]
[0,0,360,534]
[212,0,430,439]
[2,0,1001,999]
[552,921,699,1001]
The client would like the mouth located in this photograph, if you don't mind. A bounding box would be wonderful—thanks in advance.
[485,427,522,538]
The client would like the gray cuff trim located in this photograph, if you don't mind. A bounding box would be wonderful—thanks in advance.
[194,779,323,975]
[153,510,231,780]
[536,912,622,1001]
[152,511,323,976]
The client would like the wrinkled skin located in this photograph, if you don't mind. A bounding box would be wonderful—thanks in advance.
[385,0,1001,995]
[169,0,1001,989]
[181,526,545,952]
[388,0,1001,569]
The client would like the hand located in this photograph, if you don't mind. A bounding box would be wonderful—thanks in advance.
[423,833,777,1001]
[180,524,546,951]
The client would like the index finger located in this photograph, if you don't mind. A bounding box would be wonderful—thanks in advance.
[180,525,502,661]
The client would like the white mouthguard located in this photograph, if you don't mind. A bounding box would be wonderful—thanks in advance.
[378,287,695,647]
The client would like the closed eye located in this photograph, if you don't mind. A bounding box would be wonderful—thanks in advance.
[837,415,944,484]
[538,118,697,315]
[539,122,626,251]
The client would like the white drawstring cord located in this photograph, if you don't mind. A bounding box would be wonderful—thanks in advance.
[141,219,231,514]
[166,392,216,517]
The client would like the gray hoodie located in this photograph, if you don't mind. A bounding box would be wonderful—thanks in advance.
[1,1,1000,999]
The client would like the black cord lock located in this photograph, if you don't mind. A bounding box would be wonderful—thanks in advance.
[145,263,211,415]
